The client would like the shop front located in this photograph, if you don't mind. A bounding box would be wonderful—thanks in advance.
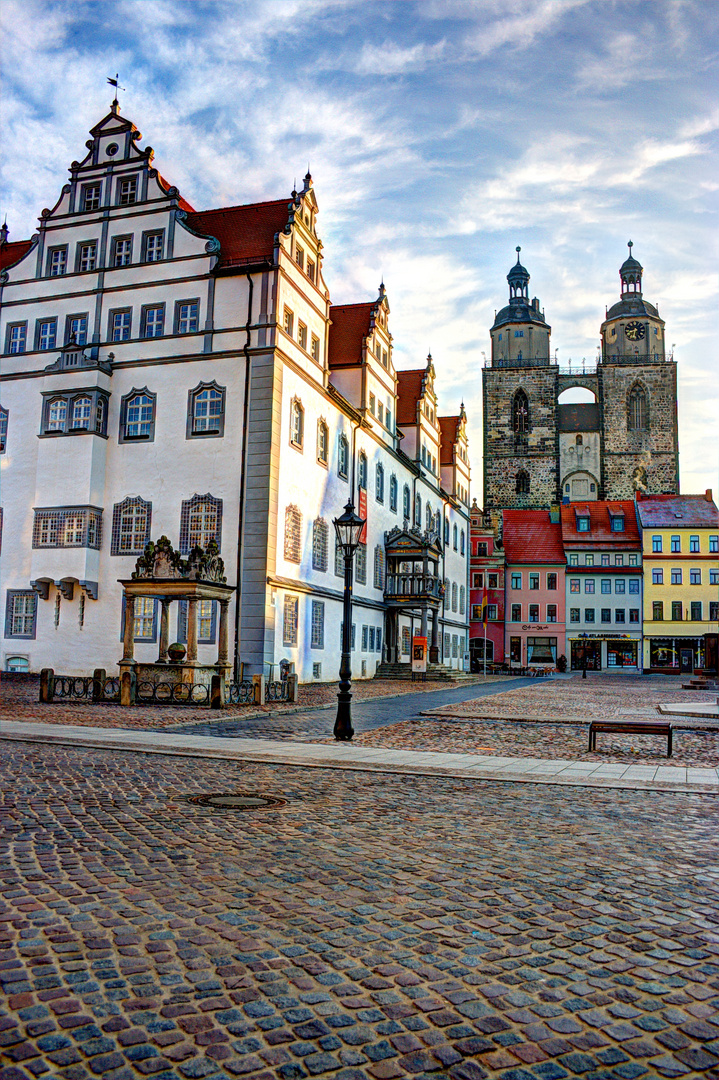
[569,634,641,672]
[646,637,705,674]
[508,632,558,668]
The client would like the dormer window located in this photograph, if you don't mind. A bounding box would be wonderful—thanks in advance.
[576,514,590,533]
[610,513,625,533]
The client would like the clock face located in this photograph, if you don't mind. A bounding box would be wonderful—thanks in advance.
[625,321,645,341]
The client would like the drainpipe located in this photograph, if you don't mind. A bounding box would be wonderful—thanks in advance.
[233,271,254,680]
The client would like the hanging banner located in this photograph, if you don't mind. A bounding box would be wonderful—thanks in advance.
[358,488,368,544]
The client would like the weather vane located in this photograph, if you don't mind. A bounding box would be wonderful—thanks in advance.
[107,73,126,110]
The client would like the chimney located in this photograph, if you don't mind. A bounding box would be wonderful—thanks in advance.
[706,489,713,502]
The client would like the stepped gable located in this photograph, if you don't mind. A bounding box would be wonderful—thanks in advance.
[439,415,460,465]
[185,198,290,269]
[502,511,565,563]
[396,369,425,425]
[328,303,374,367]
[560,500,640,544]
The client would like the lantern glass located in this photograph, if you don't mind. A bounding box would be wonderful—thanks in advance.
[333,500,365,555]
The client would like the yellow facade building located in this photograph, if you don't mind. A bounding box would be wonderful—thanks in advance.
[637,492,719,673]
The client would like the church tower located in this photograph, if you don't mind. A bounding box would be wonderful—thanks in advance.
[598,244,679,497]
[482,249,559,509]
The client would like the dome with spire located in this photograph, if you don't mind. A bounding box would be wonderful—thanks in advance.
[605,241,661,321]
[491,246,549,331]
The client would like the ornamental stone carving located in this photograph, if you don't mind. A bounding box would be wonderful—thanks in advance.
[132,536,226,583]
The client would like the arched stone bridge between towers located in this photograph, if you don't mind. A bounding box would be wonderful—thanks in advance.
[557,368,598,395]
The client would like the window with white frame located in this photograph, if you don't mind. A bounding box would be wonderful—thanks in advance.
[66,315,88,346]
[144,232,164,262]
[403,485,411,520]
[358,453,368,490]
[118,177,138,205]
[112,236,132,266]
[5,591,37,639]
[110,309,132,341]
[311,601,324,649]
[179,494,223,554]
[355,543,367,584]
[189,383,225,437]
[7,323,27,354]
[176,301,199,334]
[317,420,328,465]
[338,434,349,479]
[48,247,67,277]
[376,462,384,503]
[374,546,385,590]
[78,243,97,272]
[120,390,156,442]
[459,585,465,615]
[284,505,302,563]
[142,305,165,338]
[312,518,329,572]
[111,497,152,556]
[71,397,92,430]
[298,322,308,351]
[82,184,101,211]
[283,308,294,337]
[290,399,304,449]
[47,398,68,431]
[38,320,57,351]
[0,407,7,453]
[32,507,102,549]
[389,475,398,513]
[283,595,298,646]
[311,334,320,362]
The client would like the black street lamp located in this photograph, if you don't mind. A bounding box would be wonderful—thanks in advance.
[333,499,366,741]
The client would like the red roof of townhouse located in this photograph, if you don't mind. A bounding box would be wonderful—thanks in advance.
[396,370,424,425]
[503,511,565,564]
[438,416,460,465]
[560,500,640,544]
[185,198,289,268]
[328,303,374,367]
[0,239,33,272]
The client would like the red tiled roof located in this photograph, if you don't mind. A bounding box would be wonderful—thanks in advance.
[396,369,424,425]
[185,199,289,268]
[560,500,640,544]
[156,173,195,213]
[0,240,33,272]
[438,415,459,465]
[328,303,374,367]
[636,493,718,528]
[503,511,565,564]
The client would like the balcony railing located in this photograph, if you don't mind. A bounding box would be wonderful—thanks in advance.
[492,357,555,368]
[384,573,444,602]
[600,353,668,365]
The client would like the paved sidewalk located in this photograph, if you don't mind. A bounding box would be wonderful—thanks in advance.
[2,719,718,794]
[658,702,719,719]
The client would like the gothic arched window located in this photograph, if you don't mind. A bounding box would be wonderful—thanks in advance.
[338,434,349,479]
[516,471,530,494]
[358,451,368,490]
[389,475,398,513]
[414,493,422,527]
[513,390,530,434]
[111,496,152,556]
[376,462,384,503]
[403,484,411,520]
[628,384,648,430]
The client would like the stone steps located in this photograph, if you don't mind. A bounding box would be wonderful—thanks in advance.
[374,662,476,682]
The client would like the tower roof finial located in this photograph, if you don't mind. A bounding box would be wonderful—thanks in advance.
[516,245,521,262]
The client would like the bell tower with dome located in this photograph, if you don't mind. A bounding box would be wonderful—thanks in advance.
[482,248,559,510]
[598,243,679,498]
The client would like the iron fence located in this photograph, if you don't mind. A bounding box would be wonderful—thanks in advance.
[50,674,120,703]
[266,679,291,702]
[227,680,255,705]
[136,680,211,705]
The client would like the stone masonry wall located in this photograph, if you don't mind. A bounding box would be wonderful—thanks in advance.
[599,361,679,499]
[483,366,559,509]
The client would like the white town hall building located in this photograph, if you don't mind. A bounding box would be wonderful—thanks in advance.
[0,102,471,681]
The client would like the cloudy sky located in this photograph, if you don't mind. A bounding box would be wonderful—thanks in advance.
[1,0,717,497]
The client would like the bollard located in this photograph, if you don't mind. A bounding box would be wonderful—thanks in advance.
[252,673,265,706]
[92,668,106,703]
[40,668,55,703]
[120,669,136,707]
[210,673,226,709]
[287,674,299,703]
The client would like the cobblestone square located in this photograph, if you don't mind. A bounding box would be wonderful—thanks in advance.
[1,739,718,1080]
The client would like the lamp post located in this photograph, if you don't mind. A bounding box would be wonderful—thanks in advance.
[333,499,366,741]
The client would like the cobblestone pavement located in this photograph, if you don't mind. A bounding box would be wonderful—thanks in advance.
[1,743,718,1080]
[0,678,502,733]
[352,719,719,768]
[424,677,719,725]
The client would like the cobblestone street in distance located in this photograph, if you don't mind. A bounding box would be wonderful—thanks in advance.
[1,743,718,1080]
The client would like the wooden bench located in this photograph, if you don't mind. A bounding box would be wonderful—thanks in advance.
[588,720,673,758]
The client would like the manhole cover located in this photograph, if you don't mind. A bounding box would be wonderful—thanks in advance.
[183,793,287,811]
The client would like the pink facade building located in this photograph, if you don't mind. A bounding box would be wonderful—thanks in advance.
[469,503,505,667]
[503,510,566,668]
